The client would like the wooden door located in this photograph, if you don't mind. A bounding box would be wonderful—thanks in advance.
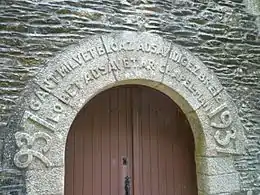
[65,85,198,195]
[132,87,198,195]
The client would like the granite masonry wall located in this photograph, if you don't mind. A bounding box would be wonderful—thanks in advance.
[0,0,259,194]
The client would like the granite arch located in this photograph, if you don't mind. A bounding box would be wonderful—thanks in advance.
[14,31,245,195]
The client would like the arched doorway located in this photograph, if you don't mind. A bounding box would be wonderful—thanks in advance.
[65,85,197,195]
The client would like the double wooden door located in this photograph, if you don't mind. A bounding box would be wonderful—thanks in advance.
[65,85,197,195]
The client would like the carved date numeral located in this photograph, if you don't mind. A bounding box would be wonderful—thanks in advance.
[208,103,232,129]
[14,132,52,168]
[214,127,236,147]
[208,103,238,154]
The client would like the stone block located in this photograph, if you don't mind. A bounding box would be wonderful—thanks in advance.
[196,156,236,175]
[197,172,240,194]
[26,167,64,195]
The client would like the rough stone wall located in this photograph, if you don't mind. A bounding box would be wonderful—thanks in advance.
[0,0,259,194]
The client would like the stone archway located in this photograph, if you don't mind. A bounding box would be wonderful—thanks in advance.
[13,31,245,195]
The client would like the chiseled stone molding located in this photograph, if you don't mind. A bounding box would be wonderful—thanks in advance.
[14,31,246,194]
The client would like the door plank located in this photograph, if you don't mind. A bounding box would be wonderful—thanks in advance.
[141,89,152,195]
[165,104,175,195]
[126,87,133,192]
[110,88,120,195]
[118,88,128,195]
[64,124,75,195]
[73,111,84,195]
[158,104,167,195]
[101,93,110,195]
[134,86,198,195]
[132,87,142,195]
[83,108,93,195]
[92,98,102,195]
[149,97,159,195]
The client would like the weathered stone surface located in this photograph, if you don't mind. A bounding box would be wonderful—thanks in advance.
[26,167,64,195]
[197,172,240,194]
[6,31,245,195]
[33,36,116,111]
[0,169,25,194]
[196,156,236,175]
[0,0,259,194]
[101,32,171,83]
[12,83,78,169]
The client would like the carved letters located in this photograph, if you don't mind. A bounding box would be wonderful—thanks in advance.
[169,50,221,96]
[37,39,221,107]
[160,64,206,105]
[14,33,244,169]
[59,81,83,104]
[83,57,157,85]
[28,90,65,126]
[14,132,52,168]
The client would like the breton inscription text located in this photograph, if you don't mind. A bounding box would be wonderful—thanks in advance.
[14,34,244,169]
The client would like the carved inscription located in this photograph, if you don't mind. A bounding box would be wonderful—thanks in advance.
[160,65,206,105]
[205,102,239,154]
[208,103,233,129]
[38,40,171,93]
[14,91,64,168]
[28,90,65,128]
[103,41,171,57]
[14,34,244,170]
[169,50,221,96]
[51,56,207,106]
[84,58,156,83]
[38,38,221,100]
[29,90,49,111]
[37,39,236,156]
[58,81,84,105]
[14,132,52,168]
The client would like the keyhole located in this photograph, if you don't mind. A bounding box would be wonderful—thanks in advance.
[122,157,128,165]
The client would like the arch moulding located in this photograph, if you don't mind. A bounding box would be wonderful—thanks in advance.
[13,31,245,195]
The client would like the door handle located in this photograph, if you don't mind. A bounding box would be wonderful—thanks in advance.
[124,175,131,195]
[122,157,130,195]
